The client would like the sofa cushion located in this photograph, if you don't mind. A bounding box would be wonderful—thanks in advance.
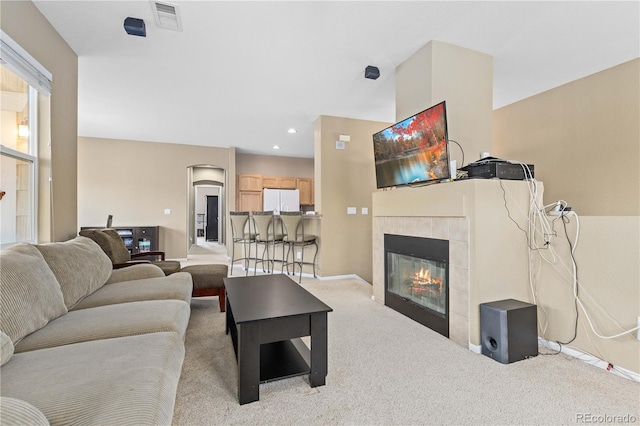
[71,272,193,311]
[79,228,131,264]
[106,263,166,283]
[1,331,14,366]
[0,397,50,426]
[35,236,112,309]
[0,244,67,344]
[15,300,191,353]
[1,332,184,426]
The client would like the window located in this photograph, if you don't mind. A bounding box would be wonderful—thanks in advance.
[1,31,51,247]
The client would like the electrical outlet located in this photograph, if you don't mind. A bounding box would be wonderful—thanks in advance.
[548,206,573,216]
[296,251,302,260]
[637,316,640,341]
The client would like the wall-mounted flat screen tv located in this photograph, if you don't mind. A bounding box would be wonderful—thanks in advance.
[373,101,450,189]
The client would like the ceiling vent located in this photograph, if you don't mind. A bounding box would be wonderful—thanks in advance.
[152,1,182,31]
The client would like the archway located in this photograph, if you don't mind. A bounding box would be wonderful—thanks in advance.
[187,165,226,251]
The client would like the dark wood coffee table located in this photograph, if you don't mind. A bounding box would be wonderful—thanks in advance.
[223,274,332,405]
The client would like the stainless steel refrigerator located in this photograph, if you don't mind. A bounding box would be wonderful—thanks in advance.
[263,188,300,214]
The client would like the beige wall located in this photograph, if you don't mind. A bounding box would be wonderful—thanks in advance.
[494,59,640,216]
[193,167,225,184]
[493,60,640,374]
[78,137,233,259]
[390,43,639,373]
[1,0,78,242]
[312,41,492,282]
[314,115,391,282]
[396,41,493,163]
[236,153,313,178]
[535,216,639,373]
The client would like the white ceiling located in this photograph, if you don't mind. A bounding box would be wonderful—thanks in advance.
[33,1,639,159]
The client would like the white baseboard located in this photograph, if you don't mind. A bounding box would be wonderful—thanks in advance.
[315,274,366,282]
[538,338,640,382]
[229,265,367,283]
[468,339,638,382]
[468,343,482,354]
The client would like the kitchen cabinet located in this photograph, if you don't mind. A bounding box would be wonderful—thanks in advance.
[237,191,262,212]
[237,174,264,211]
[278,177,297,189]
[236,174,313,211]
[237,174,262,191]
[262,176,297,189]
[262,176,278,188]
[297,178,313,205]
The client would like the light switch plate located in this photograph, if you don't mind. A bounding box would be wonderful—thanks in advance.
[347,207,357,215]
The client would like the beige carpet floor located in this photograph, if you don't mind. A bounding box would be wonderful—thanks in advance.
[172,259,640,425]
[181,238,230,267]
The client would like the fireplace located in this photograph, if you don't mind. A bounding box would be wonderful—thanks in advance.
[384,234,449,337]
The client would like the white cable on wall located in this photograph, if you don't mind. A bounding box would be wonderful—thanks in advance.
[500,178,640,340]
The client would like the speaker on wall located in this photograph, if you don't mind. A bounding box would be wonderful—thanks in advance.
[365,65,380,80]
[124,17,146,37]
[480,299,538,364]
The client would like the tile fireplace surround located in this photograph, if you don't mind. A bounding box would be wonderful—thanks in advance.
[374,216,470,346]
[372,179,542,350]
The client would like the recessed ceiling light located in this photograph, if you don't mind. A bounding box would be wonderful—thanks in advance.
[273,145,281,150]
[287,128,297,134]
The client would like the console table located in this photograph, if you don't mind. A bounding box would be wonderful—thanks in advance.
[80,226,159,254]
[223,274,332,404]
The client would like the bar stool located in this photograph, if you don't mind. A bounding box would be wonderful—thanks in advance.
[229,211,255,275]
[280,211,318,282]
[251,211,284,274]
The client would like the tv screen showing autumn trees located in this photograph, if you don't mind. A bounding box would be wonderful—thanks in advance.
[373,101,450,188]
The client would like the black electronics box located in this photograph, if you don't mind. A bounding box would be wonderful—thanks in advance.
[464,161,534,180]
[480,299,538,364]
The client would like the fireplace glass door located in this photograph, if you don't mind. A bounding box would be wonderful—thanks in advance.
[387,253,447,315]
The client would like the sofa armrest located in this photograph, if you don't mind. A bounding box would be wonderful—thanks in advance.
[131,251,166,261]
[106,264,165,284]
[0,397,50,425]
[113,260,150,269]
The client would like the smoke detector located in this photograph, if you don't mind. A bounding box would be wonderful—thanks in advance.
[152,1,182,31]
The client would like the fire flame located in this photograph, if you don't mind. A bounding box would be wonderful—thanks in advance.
[410,267,443,293]
[414,267,431,284]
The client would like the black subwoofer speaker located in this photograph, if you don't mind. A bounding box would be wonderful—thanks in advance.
[480,299,538,364]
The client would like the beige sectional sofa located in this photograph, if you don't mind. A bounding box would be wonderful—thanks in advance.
[0,236,193,425]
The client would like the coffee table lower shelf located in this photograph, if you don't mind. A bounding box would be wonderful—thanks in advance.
[224,274,332,404]
[260,338,310,383]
